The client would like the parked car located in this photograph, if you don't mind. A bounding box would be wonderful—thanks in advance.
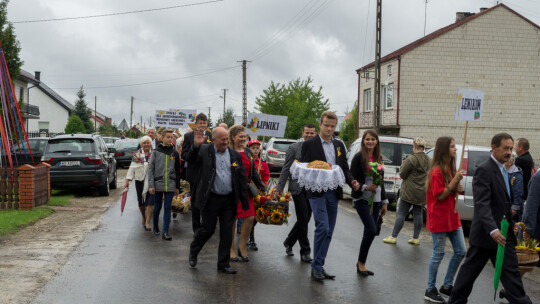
[426,144,492,223]
[10,137,49,166]
[343,136,414,202]
[41,134,117,196]
[262,138,297,172]
[113,139,139,168]
[102,136,120,148]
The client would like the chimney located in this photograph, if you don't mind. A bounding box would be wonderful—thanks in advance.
[34,71,41,82]
[456,12,475,23]
[480,7,488,12]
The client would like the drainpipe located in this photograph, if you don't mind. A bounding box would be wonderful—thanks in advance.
[356,70,361,138]
[396,56,401,129]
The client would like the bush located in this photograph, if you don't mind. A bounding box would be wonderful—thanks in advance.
[64,115,86,134]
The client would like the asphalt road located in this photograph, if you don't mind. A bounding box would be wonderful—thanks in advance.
[33,188,540,304]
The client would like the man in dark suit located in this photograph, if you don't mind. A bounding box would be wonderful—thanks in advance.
[181,113,213,234]
[515,138,534,201]
[187,127,248,274]
[276,123,317,262]
[136,128,158,150]
[300,111,360,281]
[449,133,531,304]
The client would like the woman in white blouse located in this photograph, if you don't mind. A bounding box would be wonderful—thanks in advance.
[124,136,154,231]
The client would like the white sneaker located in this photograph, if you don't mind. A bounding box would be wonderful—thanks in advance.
[382,236,397,244]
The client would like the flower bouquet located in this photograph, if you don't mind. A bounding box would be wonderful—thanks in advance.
[515,222,540,276]
[253,186,291,225]
[366,162,384,212]
[171,191,191,214]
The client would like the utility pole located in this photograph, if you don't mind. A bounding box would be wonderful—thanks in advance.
[373,0,382,132]
[221,89,228,115]
[130,96,134,129]
[94,96,97,132]
[208,106,211,126]
[238,60,251,124]
[140,115,143,130]
[424,0,428,37]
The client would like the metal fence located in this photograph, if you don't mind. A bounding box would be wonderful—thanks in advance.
[26,131,64,138]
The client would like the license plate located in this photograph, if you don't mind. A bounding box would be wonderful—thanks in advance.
[60,161,80,167]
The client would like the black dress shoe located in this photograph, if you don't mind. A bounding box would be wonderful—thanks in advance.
[162,232,172,241]
[238,249,249,262]
[218,267,237,274]
[322,270,336,280]
[356,265,374,276]
[311,269,325,281]
[144,226,151,231]
[283,242,294,256]
[189,253,197,267]
[301,255,313,263]
[230,257,240,262]
[153,228,160,236]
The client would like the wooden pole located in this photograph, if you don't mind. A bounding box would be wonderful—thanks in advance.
[455,121,469,213]
[258,136,265,174]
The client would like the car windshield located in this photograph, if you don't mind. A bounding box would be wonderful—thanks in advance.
[46,139,95,153]
[115,140,139,151]
[103,137,117,144]
[272,141,294,151]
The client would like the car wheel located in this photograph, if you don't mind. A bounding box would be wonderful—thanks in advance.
[109,169,117,189]
[99,176,110,196]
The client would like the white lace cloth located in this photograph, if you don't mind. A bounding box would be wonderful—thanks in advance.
[290,161,346,192]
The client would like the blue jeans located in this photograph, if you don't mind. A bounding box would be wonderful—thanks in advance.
[427,227,466,290]
[153,192,174,233]
[353,199,382,264]
[309,190,338,271]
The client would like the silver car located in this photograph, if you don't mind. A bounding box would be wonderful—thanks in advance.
[262,138,297,172]
[426,144,492,223]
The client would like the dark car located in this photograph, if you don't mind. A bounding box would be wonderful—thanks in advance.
[41,134,117,196]
[113,139,139,168]
[11,137,49,166]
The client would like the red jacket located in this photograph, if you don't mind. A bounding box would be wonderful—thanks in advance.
[426,167,461,233]
[254,157,270,185]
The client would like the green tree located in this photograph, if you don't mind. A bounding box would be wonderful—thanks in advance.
[339,103,359,147]
[0,0,22,80]
[64,115,86,134]
[217,108,235,128]
[73,86,94,133]
[255,76,329,139]
[99,123,120,136]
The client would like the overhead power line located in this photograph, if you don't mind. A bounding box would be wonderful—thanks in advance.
[52,65,240,90]
[12,0,223,24]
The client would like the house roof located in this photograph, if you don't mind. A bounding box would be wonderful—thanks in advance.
[19,69,75,113]
[356,4,540,72]
[91,114,106,125]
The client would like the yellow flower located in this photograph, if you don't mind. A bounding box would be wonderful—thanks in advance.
[170,156,174,160]
[270,209,283,223]
[256,208,265,220]
[337,147,341,157]
[232,162,238,167]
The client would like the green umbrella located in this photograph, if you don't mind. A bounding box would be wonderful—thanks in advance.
[493,217,509,300]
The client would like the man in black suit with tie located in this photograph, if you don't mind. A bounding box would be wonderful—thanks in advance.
[449,133,531,304]
[187,127,248,274]
[181,113,213,234]
[300,111,360,281]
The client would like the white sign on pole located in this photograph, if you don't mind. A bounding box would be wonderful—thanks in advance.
[455,89,484,121]
[154,109,197,129]
[245,113,288,137]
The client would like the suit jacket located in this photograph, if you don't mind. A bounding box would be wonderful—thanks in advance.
[469,157,516,249]
[515,151,534,200]
[181,130,213,184]
[185,144,249,212]
[300,135,354,199]
[276,141,303,195]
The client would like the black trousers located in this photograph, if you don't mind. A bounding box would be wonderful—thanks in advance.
[283,190,312,255]
[189,181,201,233]
[190,193,236,269]
[449,243,531,304]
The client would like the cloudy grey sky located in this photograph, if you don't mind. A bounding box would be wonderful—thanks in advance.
[7,0,539,126]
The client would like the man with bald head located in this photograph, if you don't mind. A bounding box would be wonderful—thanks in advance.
[218,123,228,130]
[187,127,249,274]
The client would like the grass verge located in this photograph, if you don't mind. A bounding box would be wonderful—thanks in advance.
[0,206,54,236]
[47,189,75,206]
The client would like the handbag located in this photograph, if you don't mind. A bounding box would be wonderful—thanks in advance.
[248,183,258,197]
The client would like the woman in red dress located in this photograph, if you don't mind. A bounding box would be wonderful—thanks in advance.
[229,125,265,262]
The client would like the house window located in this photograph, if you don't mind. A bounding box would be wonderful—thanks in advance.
[387,65,392,76]
[382,83,394,109]
[38,121,49,132]
[365,71,369,82]
[364,89,372,112]
[19,87,24,102]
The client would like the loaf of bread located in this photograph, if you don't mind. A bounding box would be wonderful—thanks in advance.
[307,160,332,170]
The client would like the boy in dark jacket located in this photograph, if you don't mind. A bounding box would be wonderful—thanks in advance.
[149,129,181,241]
